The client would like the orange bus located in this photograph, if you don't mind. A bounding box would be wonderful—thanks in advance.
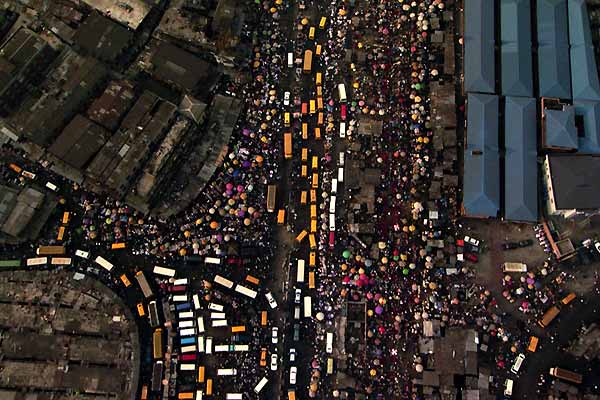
[178,393,193,399]
[317,96,323,110]
[277,209,286,224]
[120,274,132,287]
[62,211,70,225]
[538,306,560,328]
[318,112,324,125]
[296,230,308,243]
[231,325,246,333]
[198,365,205,383]
[112,242,126,250]
[302,123,308,139]
[267,185,276,212]
[303,50,313,73]
[301,148,308,162]
[309,271,315,289]
[206,378,213,395]
[527,336,539,352]
[141,385,148,400]
[137,303,146,317]
[300,191,307,204]
[561,292,576,305]
[246,275,260,285]
[309,251,316,266]
[284,132,292,159]
[8,163,22,174]
[314,127,321,140]
[57,226,65,241]
[301,165,308,177]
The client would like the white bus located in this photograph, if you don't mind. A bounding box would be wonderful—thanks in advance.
[179,320,194,328]
[214,275,234,289]
[217,369,238,376]
[197,317,205,333]
[179,328,196,337]
[181,345,196,353]
[254,377,269,394]
[196,390,204,400]
[173,278,188,286]
[303,296,312,318]
[180,364,195,371]
[153,266,176,277]
[234,345,249,352]
[198,336,205,353]
[339,122,346,138]
[178,311,194,320]
[297,259,305,283]
[329,195,336,213]
[338,83,347,102]
[212,319,228,327]
[208,302,224,312]
[94,256,114,272]
[75,249,90,259]
[205,336,213,354]
[172,295,188,302]
[226,394,243,400]
[234,284,258,299]
[205,257,221,265]
[326,332,334,354]
[210,312,226,319]
[51,257,72,265]
[338,167,344,183]
[215,345,230,352]
[26,257,47,266]
[329,214,336,232]
[192,294,201,310]
[331,178,338,194]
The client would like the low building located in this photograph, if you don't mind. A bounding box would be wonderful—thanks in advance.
[86,80,137,131]
[0,185,56,244]
[542,154,600,218]
[73,12,133,63]
[80,0,153,30]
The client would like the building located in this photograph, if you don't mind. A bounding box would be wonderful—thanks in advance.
[87,80,137,131]
[0,185,56,244]
[542,154,600,218]
[80,0,154,30]
[73,12,133,63]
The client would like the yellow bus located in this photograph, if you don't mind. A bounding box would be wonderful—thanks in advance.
[302,148,308,162]
[62,211,70,225]
[309,26,315,40]
[112,242,126,250]
[37,245,65,256]
[8,163,22,174]
[319,16,327,28]
[141,385,148,400]
[317,96,323,110]
[284,112,291,126]
[316,72,322,86]
[527,336,539,352]
[57,226,65,241]
[301,165,308,177]
[309,99,316,114]
[318,112,324,125]
[315,127,321,140]
[538,306,560,328]
[310,204,317,219]
[303,50,313,73]
[231,325,246,333]
[309,271,315,289]
[296,230,308,243]
[311,173,319,189]
[309,251,316,266]
[178,393,193,400]
[137,303,146,317]
[309,234,317,249]
[120,274,132,287]
[284,132,292,159]
[312,156,319,170]
[316,44,322,56]
[310,219,317,233]
[153,328,163,359]
[246,275,260,285]
[561,292,576,305]
[288,390,296,400]
[206,379,213,395]
[260,311,267,326]
[198,366,205,383]
[310,189,317,204]
[317,85,323,96]
[277,209,286,225]
[302,122,308,139]
[300,191,307,204]
[267,185,276,212]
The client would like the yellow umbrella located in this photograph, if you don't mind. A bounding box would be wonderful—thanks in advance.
[270,7,277,13]
[179,248,187,256]
[301,17,309,25]
[184,230,191,238]
[339,9,347,16]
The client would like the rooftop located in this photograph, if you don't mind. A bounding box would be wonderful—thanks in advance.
[87,80,137,131]
[548,154,600,210]
[73,12,133,63]
[80,0,154,30]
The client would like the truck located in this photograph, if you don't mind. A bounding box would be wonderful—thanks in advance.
[549,367,582,384]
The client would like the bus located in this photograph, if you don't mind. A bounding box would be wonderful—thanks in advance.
[226,394,243,400]
[267,184,277,212]
[137,303,146,317]
[180,364,195,371]
[214,275,234,289]
[231,325,246,333]
[311,173,318,189]
[303,49,313,73]
[173,278,188,286]
[309,234,317,250]
[176,303,191,312]
[338,83,347,102]
[235,284,257,299]
[284,133,292,159]
[0,259,20,268]
[527,336,539,352]
[205,256,221,265]
[549,367,582,384]
[181,337,195,345]
[153,328,163,359]
[26,257,47,266]
[197,366,205,383]
[57,226,65,241]
[120,274,131,287]
[198,336,205,352]
[212,320,228,327]
[326,332,334,353]
[62,212,70,225]
[196,391,204,400]
[538,305,560,328]
[208,303,224,311]
[205,336,213,354]
[179,320,195,328]
[178,393,194,400]
[217,369,238,376]
[327,358,334,374]
[51,257,71,266]
[260,311,267,326]
[173,295,188,302]
[309,252,316,266]
[297,259,305,283]
[141,385,148,400]
[94,256,114,272]
[561,292,576,305]
[254,376,269,394]
[153,266,176,278]
[303,296,312,318]
[309,99,316,114]
[148,300,160,327]
[111,242,126,250]
[37,245,65,255]
[316,72,322,86]
[295,230,308,243]
[180,328,196,337]
[8,163,22,173]
[135,271,154,298]
[210,312,226,319]
[206,379,213,396]
[314,127,321,140]
[193,294,201,310]
[151,361,163,392]
[308,271,315,289]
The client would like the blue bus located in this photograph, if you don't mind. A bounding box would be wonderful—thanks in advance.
[175,302,191,312]
[180,337,196,345]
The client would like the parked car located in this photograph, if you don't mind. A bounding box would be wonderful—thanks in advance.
[502,242,519,250]
[270,354,278,371]
[464,236,480,247]
[284,91,290,106]
[260,348,267,367]
[293,324,300,341]
[294,288,302,304]
[289,348,296,362]
[465,253,478,263]
[265,292,278,309]
[272,327,279,344]
[290,366,297,385]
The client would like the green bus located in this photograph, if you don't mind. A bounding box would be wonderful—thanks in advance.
[0,259,21,267]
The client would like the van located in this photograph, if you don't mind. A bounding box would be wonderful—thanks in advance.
[329,214,336,231]
[339,151,345,166]
[504,378,514,396]
[288,52,294,68]
[318,112,324,125]
[339,122,346,138]
[561,292,576,305]
[260,311,267,326]
[511,353,525,374]
[112,242,126,250]
[231,325,246,333]
[316,72,322,86]
[45,181,58,191]
[296,230,308,243]
[309,252,316,266]
[300,191,307,204]
[309,99,316,114]
[301,148,308,162]
[301,165,308,177]
[294,306,301,320]
[338,167,344,182]
[315,44,322,56]
[314,127,321,140]
[308,26,315,40]
[302,122,308,139]
[527,336,539,352]
[277,209,286,225]
[284,112,291,126]
[311,173,318,189]
[309,234,317,249]
[326,332,334,353]
[319,16,327,28]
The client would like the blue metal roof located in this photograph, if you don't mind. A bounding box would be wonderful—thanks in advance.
[464,93,500,217]
[568,0,593,46]
[574,101,600,153]
[545,107,578,149]
[537,0,569,46]
[537,45,572,98]
[464,0,495,93]
[504,97,538,222]
[501,0,533,97]
[570,44,600,101]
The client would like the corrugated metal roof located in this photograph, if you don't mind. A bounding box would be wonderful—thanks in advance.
[570,44,600,101]
[464,0,495,93]
[501,0,533,97]
[545,107,578,149]
[537,45,572,98]
[574,100,600,153]
[537,0,569,45]
[568,0,593,46]
[464,94,500,217]
[505,97,538,222]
